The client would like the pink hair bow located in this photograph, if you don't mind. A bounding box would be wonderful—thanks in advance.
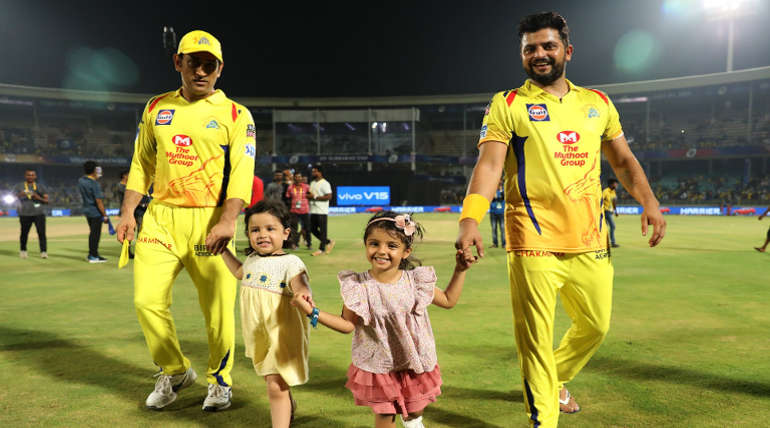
[394,214,417,237]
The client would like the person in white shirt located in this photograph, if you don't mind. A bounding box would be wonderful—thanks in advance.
[308,166,334,256]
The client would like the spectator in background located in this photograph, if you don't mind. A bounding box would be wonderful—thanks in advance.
[287,171,311,249]
[755,207,770,252]
[308,165,334,256]
[15,168,49,259]
[281,168,297,249]
[77,161,108,263]
[116,170,128,214]
[490,179,505,248]
[602,178,620,248]
[282,168,294,207]
[249,175,264,208]
[265,170,285,202]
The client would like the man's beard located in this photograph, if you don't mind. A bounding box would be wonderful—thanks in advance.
[525,56,565,86]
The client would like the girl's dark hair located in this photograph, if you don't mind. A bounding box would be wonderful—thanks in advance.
[243,200,291,255]
[363,210,424,270]
[517,11,570,47]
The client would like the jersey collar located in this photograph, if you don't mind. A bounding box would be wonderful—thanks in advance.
[519,78,581,101]
[174,88,227,105]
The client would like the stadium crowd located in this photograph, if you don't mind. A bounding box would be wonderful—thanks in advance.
[615,174,770,205]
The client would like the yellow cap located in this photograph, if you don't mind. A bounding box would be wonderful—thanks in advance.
[177,30,223,62]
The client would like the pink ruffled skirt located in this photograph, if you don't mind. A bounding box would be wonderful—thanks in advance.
[345,363,442,418]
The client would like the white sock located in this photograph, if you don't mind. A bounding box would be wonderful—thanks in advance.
[401,415,424,428]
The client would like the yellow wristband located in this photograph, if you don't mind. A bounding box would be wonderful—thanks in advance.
[459,193,490,224]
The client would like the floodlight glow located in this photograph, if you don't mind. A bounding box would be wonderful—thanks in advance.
[616,96,649,103]
[702,0,753,16]
[371,122,378,129]
[2,193,16,205]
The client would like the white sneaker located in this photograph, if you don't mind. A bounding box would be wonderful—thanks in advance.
[402,415,425,428]
[40,252,48,259]
[20,251,28,259]
[202,383,232,412]
[145,367,197,410]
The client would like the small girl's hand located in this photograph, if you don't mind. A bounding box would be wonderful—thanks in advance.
[291,293,314,315]
[455,249,471,272]
[302,293,316,308]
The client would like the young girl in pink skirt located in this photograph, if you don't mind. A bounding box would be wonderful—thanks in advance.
[292,210,469,428]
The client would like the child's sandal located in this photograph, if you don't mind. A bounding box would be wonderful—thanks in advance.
[559,389,581,414]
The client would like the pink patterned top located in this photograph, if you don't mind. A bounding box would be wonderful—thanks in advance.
[339,266,438,374]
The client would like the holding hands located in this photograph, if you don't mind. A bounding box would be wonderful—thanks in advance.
[455,218,483,268]
[291,293,316,316]
[454,249,472,272]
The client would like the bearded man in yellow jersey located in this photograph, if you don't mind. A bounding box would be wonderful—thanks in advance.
[456,12,666,428]
[116,30,256,412]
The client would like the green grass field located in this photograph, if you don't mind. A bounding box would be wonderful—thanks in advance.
[1,213,769,427]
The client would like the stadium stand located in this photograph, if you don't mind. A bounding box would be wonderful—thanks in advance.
[1,67,769,211]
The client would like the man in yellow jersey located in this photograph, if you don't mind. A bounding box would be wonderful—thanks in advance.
[602,178,619,248]
[455,12,665,428]
[116,30,256,412]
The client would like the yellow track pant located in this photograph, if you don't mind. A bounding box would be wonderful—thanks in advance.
[134,202,237,386]
[508,250,613,428]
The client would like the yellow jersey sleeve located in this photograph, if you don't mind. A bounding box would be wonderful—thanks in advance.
[225,105,257,204]
[126,97,159,194]
[479,91,514,146]
[602,93,623,141]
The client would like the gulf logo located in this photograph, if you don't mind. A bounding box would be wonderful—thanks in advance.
[557,131,580,144]
[526,104,550,122]
[173,134,193,147]
[155,109,175,125]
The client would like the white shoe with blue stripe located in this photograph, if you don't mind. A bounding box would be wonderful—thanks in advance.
[202,383,231,412]
[145,367,197,410]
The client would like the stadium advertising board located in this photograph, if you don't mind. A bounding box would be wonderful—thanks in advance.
[329,206,461,215]
[618,205,759,216]
[336,186,390,206]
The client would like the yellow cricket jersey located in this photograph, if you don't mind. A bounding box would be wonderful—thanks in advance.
[479,79,623,252]
[602,188,616,211]
[126,89,256,207]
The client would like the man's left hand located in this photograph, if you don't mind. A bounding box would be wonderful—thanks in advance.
[205,220,236,255]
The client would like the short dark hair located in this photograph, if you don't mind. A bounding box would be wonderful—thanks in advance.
[120,170,129,179]
[83,161,97,175]
[518,11,570,47]
[312,165,323,174]
[243,199,291,255]
[608,178,619,186]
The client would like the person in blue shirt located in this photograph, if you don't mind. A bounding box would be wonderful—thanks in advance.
[490,180,506,248]
[77,161,109,263]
